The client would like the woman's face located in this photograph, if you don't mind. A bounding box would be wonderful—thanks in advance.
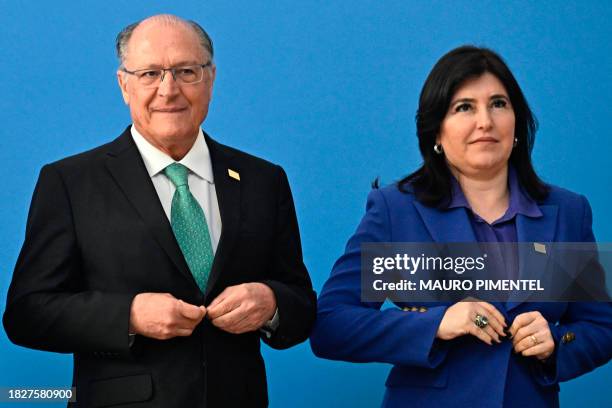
[437,72,515,179]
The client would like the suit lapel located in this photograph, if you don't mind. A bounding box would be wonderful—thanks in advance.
[104,129,195,287]
[516,205,558,244]
[414,201,509,314]
[506,205,558,310]
[413,201,477,242]
[204,134,241,300]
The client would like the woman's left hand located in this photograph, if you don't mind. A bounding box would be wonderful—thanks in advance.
[509,311,555,360]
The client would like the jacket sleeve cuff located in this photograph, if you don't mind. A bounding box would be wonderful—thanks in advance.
[422,306,451,368]
[531,323,560,387]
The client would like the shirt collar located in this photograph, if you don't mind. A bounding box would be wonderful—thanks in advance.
[130,125,214,184]
[448,165,542,224]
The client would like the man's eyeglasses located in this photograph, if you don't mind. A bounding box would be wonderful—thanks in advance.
[121,62,213,87]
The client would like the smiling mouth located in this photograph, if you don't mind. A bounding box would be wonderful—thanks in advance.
[470,138,498,144]
[152,108,187,113]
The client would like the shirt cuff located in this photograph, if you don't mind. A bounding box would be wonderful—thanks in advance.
[260,308,280,338]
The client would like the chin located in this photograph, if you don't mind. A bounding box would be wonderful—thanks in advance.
[470,152,509,167]
[155,125,198,142]
[468,160,508,175]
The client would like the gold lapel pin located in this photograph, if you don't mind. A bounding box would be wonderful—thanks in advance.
[534,242,547,254]
[228,169,240,181]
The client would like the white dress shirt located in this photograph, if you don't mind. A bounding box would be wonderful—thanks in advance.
[130,125,278,334]
[131,125,222,253]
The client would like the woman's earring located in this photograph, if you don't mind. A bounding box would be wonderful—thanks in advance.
[434,144,443,155]
[513,137,518,147]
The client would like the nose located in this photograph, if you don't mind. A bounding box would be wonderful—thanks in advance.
[476,106,493,130]
[159,68,178,83]
[157,69,180,97]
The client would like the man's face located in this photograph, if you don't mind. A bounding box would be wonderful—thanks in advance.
[117,21,215,150]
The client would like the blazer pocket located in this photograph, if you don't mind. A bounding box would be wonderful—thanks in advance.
[90,373,153,407]
[385,365,448,389]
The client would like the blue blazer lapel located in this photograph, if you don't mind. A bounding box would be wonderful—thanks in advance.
[413,202,477,243]
[412,202,511,312]
[507,205,559,310]
[516,205,558,244]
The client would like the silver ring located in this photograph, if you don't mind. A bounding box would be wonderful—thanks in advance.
[474,314,489,329]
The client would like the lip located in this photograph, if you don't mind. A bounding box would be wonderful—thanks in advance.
[470,137,498,144]
[151,107,188,113]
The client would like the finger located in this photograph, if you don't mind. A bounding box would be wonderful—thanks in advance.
[211,305,250,331]
[468,325,493,346]
[479,303,507,331]
[154,326,194,340]
[512,317,547,347]
[475,308,505,339]
[208,284,245,309]
[512,325,533,348]
[177,300,206,320]
[173,328,195,337]
[214,314,253,334]
[207,296,239,320]
[513,331,539,353]
[207,287,232,309]
[174,313,205,331]
[515,325,552,350]
[520,341,554,359]
[509,312,538,337]
[226,318,259,334]
[482,322,501,343]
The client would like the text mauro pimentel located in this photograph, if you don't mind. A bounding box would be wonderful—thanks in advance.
[371,253,544,292]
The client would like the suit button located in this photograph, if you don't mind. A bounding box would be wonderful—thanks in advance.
[419,307,427,313]
[561,332,576,344]
[411,307,418,312]
[402,307,411,312]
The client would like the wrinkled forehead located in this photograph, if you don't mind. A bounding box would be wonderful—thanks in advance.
[125,21,208,67]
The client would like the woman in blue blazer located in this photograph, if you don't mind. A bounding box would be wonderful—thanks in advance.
[310,46,612,407]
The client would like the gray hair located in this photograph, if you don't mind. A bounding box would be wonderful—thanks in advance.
[115,15,214,66]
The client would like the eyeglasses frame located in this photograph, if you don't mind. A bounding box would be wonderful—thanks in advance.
[120,61,213,87]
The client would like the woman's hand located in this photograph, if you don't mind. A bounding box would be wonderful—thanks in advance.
[436,300,507,345]
[509,311,555,360]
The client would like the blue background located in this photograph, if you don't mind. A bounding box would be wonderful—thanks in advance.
[1,1,610,406]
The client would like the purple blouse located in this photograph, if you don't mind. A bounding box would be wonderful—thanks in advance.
[447,166,543,279]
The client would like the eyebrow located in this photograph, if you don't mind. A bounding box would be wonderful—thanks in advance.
[450,94,510,106]
[137,60,205,69]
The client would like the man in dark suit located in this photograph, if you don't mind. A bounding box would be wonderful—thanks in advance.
[3,14,316,407]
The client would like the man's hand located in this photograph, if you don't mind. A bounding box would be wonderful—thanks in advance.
[509,311,555,360]
[129,293,206,340]
[207,283,277,334]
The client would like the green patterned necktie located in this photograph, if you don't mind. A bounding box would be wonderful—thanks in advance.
[164,163,214,293]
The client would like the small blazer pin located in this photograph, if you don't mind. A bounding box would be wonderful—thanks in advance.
[534,242,547,254]
[228,169,240,181]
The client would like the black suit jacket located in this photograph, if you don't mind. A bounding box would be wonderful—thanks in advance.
[3,127,317,407]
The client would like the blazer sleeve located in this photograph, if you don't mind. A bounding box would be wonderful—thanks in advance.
[534,195,612,385]
[310,188,450,368]
[259,166,317,349]
[3,164,135,355]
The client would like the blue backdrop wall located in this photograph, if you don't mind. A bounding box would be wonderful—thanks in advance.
[1,1,610,406]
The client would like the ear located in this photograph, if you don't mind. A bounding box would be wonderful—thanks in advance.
[207,64,216,97]
[117,70,130,105]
